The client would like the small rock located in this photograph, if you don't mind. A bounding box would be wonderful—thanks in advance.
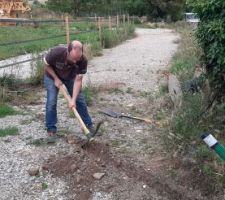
[66,135,76,144]
[71,164,78,171]
[76,175,81,183]
[127,103,134,107]
[28,167,40,176]
[143,185,147,189]
[93,173,105,180]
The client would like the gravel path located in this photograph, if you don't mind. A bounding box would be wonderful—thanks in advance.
[0,28,181,200]
[85,28,178,91]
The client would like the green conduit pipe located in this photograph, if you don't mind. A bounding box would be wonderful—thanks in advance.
[201,133,225,162]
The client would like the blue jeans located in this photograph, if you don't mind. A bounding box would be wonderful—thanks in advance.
[44,74,93,133]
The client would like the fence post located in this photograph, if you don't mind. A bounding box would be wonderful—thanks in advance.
[65,15,70,45]
[98,17,102,46]
[127,14,130,24]
[94,14,97,30]
[109,15,112,31]
[117,15,119,28]
[123,14,125,24]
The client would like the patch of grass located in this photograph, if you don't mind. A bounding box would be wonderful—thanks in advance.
[138,90,151,97]
[82,86,98,106]
[29,57,45,86]
[110,139,121,147]
[159,85,169,96]
[0,74,23,90]
[90,41,103,57]
[108,88,124,94]
[41,182,48,190]
[171,93,205,140]
[0,103,17,118]
[0,127,19,137]
[156,110,167,121]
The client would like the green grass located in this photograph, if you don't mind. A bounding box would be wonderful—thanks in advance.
[165,22,225,194]
[0,21,97,60]
[41,182,48,190]
[82,86,98,106]
[0,22,135,60]
[0,127,19,137]
[0,103,17,118]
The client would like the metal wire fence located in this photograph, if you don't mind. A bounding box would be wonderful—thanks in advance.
[0,15,137,70]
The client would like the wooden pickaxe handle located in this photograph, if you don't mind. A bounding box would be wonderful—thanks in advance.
[121,115,152,124]
[59,84,90,136]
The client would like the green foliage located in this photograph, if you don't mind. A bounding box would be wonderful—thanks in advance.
[145,0,186,21]
[45,0,185,21]
[90,42,102,57]
[172,93,205,140]
[102,24,135,48]
[0,22,98,60]
[0,127,19,137]
[41,182,48,190]
[0,74,23,90]
[0,103,17,118]
[188,0,225,96]
[82,86,98,106]
[29,57,45,86]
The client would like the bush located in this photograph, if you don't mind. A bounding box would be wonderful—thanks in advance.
[189,0,225,96]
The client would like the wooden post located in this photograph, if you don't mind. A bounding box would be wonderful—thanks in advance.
[127,14,130,24]
[65,15,70,45]
[108,16,112,31]
[95,14,98,29]
[98,17,102,45]
[102,17,104,27]
[123,14,125,24]
[117,15,119,28]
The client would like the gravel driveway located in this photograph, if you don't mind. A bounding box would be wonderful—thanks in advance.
[0,28,182,200]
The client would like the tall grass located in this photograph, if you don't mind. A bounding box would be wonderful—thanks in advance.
[102,24,135,48]
[167,22,225,194]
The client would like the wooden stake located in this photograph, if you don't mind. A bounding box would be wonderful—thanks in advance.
[98,17,102,45]
[123,14,125,24]
[65,15,70,45]
[117,15,119,28]
[109,16,112,31]
[127,14,130,24]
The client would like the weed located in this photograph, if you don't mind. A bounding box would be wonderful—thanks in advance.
[0,127,19,137]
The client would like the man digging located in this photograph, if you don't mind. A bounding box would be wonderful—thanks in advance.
[43,40,96,140]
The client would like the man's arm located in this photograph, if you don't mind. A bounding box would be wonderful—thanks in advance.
[44,64,62,88]
[69,74,83,108]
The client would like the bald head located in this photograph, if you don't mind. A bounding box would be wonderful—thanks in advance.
[71,40,82,48]
[68,40,83,62]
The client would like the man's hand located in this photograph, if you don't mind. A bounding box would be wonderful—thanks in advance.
[54,78,62,88]
[69,99,76,109]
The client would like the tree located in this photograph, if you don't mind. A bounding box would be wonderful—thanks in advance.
[45,0,185,21]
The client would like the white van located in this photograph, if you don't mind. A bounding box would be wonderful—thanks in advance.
[185,13,200,23]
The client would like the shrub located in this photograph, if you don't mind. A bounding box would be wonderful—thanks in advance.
[189,0,225,96]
